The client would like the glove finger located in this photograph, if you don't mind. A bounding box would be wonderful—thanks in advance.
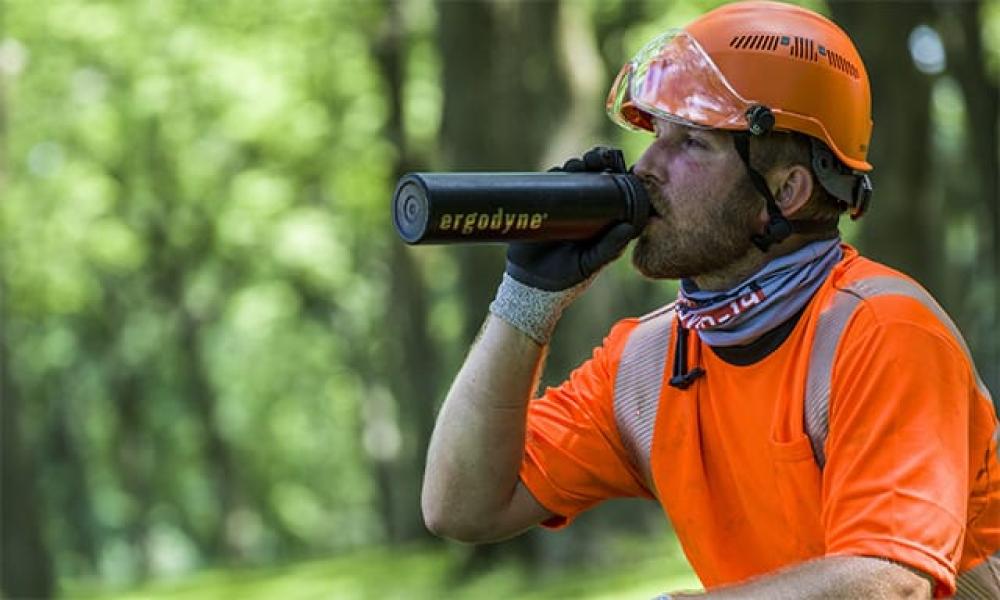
[582,147,608,171]
[597,221,640,253]
[561,158,586,172]
[605,148,627,173]
[580,222,639,277]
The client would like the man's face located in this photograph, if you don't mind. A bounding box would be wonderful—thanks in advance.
[631,119,762,280]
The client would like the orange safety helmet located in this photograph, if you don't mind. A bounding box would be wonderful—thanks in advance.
[607,0,873,173]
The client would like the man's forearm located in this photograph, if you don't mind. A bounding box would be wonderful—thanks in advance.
[670,556,932,600]
[420,314,545,541]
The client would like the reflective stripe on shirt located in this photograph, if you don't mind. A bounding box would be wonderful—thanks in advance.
[612,304,675,492]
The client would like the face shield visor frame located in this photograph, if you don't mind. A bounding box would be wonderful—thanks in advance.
[607,30,759,134]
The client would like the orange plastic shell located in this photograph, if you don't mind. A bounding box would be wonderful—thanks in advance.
[621,1,873,171]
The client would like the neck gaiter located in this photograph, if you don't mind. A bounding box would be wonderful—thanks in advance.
[676,238,843,347]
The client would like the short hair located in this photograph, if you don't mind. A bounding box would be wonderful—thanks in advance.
[750,131,846,223]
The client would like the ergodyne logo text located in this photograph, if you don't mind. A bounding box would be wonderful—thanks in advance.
[439,209,549,235]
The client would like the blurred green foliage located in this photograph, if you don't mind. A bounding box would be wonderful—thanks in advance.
[64,534,700,600]
[5,0,407,584]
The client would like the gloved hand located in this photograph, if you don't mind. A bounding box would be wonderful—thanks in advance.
[490,147,641,344]
[505,221,638,291]
[509,146,639,290]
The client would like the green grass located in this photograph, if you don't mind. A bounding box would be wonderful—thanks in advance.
[62,533,702,600]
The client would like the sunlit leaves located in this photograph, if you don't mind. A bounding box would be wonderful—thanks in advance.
[272,208,351,290]
[5,0,394,584]
[984,0,1000,77]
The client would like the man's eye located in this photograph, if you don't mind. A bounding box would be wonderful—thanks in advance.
[683,135,708,150]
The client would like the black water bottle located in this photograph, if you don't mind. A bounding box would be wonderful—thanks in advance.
[392,165,650,245]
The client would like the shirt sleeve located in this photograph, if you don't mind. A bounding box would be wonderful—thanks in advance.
[822,300,974,598]
[519,319,654,528]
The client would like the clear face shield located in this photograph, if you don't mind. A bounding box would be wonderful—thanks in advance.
[607,30,757,133]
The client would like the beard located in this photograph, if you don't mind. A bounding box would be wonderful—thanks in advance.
[632,178,761,280]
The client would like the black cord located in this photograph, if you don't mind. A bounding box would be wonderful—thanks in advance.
[669,324,705,390]
[733,132,792,253]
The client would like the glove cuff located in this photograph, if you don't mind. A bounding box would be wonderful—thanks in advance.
[489,272,589,345]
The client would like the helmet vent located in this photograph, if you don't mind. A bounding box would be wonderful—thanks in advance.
[729,34,781,51]
[825,49,861,79]
[728,33,860,80]
[790,36,818,61]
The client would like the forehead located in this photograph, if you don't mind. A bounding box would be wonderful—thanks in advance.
[652,117,728,140]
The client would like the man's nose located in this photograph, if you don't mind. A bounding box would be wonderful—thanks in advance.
[633,141,665,185]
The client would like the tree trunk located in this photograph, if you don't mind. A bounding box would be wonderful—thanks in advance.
[141,116,246,561]
[112,370,153,576]
[830,1,940,293]
[937,0,999,398]
[42,374,101,573]
[368,0,440,543]
[0,317,56,599]
[436,0,570,573]
[0,9,56,589]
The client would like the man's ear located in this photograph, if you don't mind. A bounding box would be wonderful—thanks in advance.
[772,164,813,218]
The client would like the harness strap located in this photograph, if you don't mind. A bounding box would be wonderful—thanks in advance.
[804,276,994,468]
[612,304,675,491]
[956,552,1000,600]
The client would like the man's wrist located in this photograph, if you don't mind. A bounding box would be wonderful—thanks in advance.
[488,272,589,345]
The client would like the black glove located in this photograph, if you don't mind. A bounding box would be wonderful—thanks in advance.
[505,147,640,291]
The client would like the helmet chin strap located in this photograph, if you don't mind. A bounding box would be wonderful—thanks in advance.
[734,105,838,253]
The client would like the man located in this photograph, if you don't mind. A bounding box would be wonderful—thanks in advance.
[421,2,1000,598]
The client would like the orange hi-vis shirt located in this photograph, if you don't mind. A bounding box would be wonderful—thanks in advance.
[519,245,1000,597]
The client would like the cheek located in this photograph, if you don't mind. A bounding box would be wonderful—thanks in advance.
[665,158,728,202]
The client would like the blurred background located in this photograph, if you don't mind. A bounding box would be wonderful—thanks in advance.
[1,0,997,598]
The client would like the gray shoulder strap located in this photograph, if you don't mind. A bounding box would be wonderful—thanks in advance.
[955,550,1000,600]
[613,304,675,491]
[804,276,993,469]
